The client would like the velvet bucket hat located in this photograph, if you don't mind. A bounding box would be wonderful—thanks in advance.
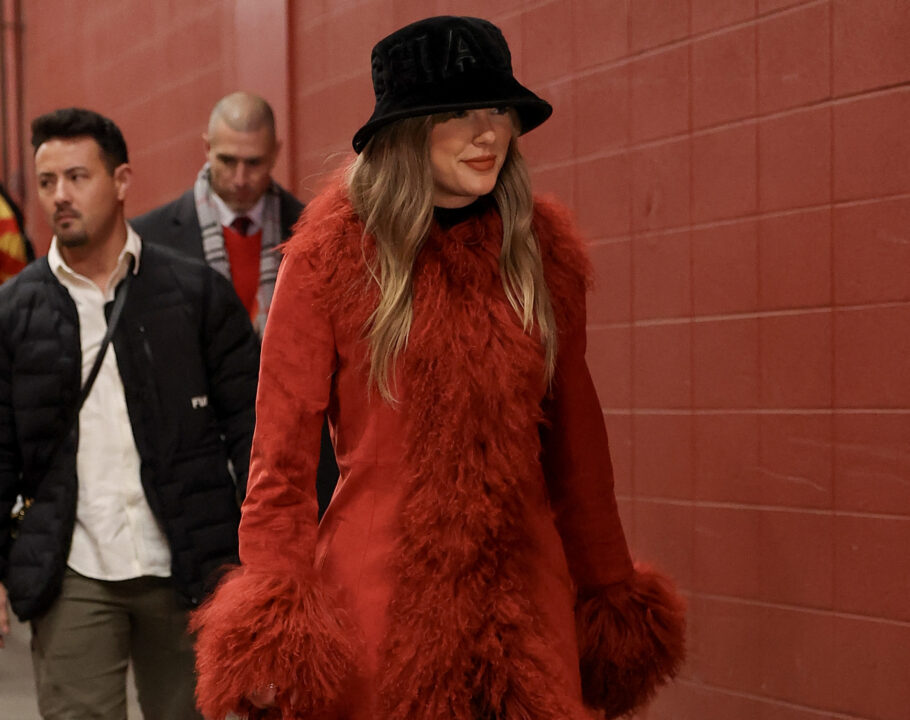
[352,15,553,153]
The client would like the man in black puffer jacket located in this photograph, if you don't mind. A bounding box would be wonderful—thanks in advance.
[0,108,259,720]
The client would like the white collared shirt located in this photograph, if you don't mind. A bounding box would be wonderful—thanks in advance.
[211,191,265,234]
[49,225,171,581]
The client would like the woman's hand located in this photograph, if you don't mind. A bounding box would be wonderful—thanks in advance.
[246,683,299,714]
[247,683,278,709]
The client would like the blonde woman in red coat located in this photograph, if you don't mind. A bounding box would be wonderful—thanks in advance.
[192,16,685,720]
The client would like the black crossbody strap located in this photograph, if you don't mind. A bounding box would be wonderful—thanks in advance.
[49,259,135,461]
[76,258,134,412]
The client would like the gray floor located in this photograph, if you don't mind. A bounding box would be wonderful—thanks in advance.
[1,615,141,719]
[1,616,39,719]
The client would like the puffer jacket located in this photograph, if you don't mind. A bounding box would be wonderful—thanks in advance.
[0,242,260,620]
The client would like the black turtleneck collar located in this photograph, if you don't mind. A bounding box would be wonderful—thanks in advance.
[432,195,495,229]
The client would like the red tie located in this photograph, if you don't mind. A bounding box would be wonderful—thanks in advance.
[231,216,252,236]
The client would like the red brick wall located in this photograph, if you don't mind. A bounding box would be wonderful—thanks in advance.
[18,2,910,719]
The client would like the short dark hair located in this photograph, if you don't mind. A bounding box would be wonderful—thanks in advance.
[30,108,128,172]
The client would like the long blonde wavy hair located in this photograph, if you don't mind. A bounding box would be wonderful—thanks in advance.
[346,113,557,402]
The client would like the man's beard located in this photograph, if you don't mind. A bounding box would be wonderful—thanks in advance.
[56,227,89,247]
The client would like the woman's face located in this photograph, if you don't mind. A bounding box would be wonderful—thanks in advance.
[429,108,514,208]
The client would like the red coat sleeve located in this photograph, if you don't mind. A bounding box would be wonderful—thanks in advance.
[541,301,634,588]
[536,197,686,718]
[190,244,357,720]
[238,247,335,571]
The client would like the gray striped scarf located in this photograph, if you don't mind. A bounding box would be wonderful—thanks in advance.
[194,162,280,336]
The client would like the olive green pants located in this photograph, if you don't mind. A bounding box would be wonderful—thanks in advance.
[30,568,202,720]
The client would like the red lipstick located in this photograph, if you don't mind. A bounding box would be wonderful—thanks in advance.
[464,155,496,171]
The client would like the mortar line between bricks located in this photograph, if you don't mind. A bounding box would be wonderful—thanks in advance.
[686,591,910,626]
[603,407,910,415]
[586,299,910,329]
[672,678,879,719]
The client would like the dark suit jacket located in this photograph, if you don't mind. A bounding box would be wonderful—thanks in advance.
[130,185,303,260]
[131,185,340,517]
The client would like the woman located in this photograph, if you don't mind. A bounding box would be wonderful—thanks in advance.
[192,15,685,720]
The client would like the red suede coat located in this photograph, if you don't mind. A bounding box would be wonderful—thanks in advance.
[192,185,684,720]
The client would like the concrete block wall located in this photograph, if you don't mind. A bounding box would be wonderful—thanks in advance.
[15,1,910,718]
[22,0,242,252]
[516,2,909,718]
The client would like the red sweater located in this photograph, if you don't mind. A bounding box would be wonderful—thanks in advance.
[222,223,261,321]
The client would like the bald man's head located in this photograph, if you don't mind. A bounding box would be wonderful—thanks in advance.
[208,91,276,138]
[203,92,281,213]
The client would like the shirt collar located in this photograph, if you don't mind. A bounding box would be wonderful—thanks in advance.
[49,222,141,288]
[211,189,267,232]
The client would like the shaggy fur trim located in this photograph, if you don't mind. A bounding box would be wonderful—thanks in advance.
[533,195,592,332]
[576,565,686,718]
[285,184,378,341]
[372,204,593,720]
[190,566,358,720]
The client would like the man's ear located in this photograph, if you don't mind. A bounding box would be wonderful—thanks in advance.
[202,132,212,156]
[113,163,132,202]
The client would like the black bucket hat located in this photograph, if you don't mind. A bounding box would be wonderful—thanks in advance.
[352,15,553,153]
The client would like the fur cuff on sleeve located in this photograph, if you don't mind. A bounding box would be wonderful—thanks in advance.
[190,566,358,719]
[576,564,686,718]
